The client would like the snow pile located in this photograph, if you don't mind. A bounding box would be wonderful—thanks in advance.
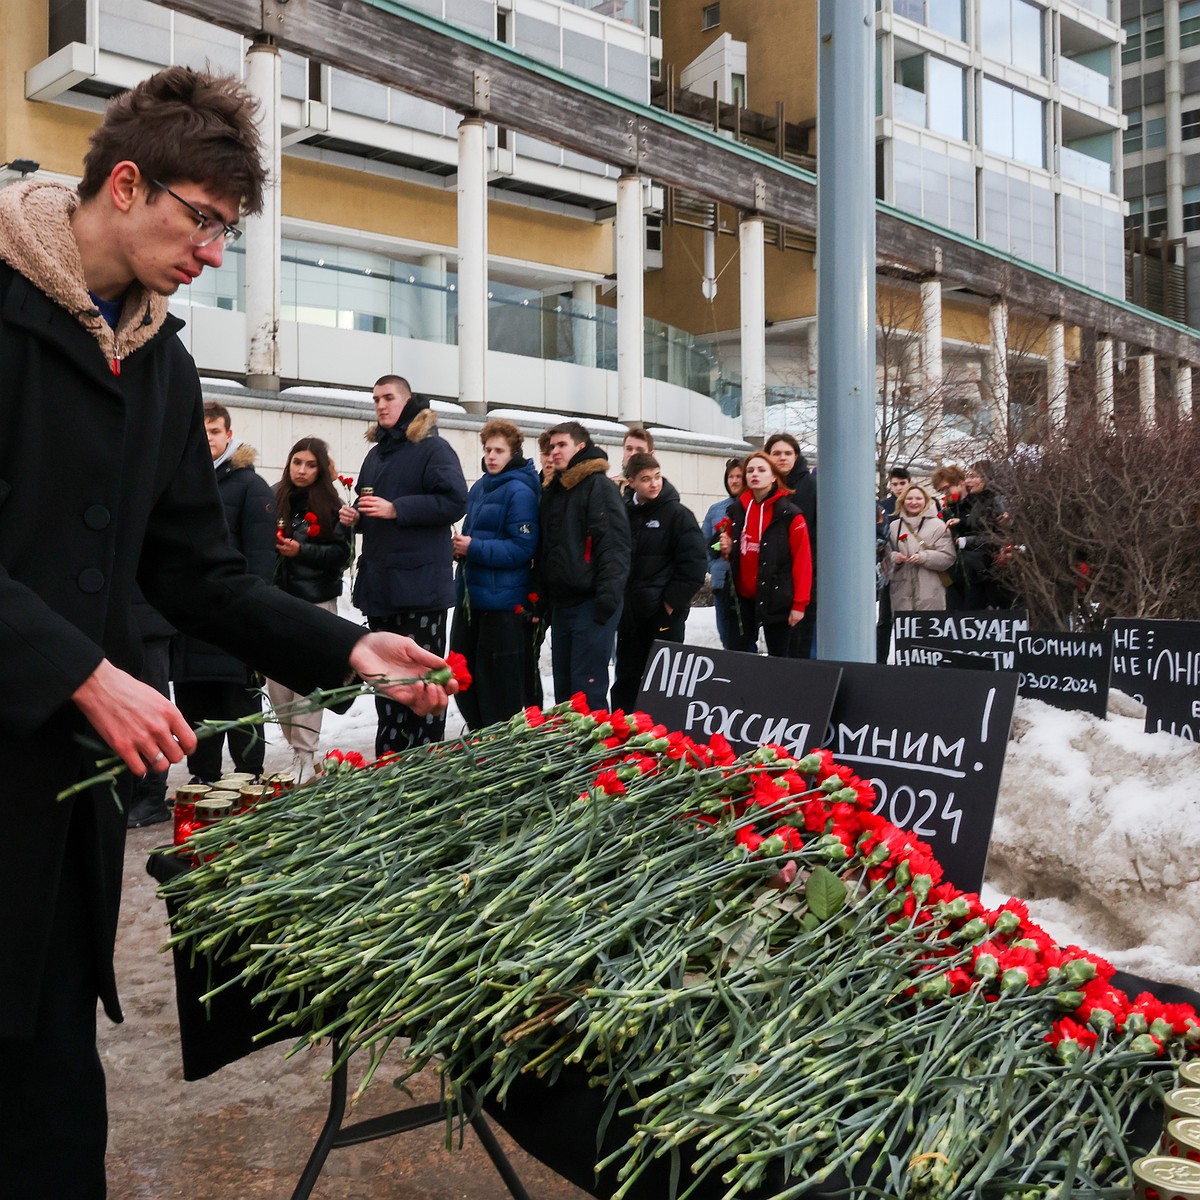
[987,697,1200,991]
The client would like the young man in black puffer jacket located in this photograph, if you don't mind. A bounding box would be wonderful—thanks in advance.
[610,453,706,711]
[536,421,631,709]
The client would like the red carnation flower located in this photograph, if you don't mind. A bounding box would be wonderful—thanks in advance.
[514,604,524,614]
[446,650,472,692]
[307,523,321,537]
[305,511,318,523]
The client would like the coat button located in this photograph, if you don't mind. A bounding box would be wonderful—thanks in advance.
[78,568,105,593]
[84,505,111,530]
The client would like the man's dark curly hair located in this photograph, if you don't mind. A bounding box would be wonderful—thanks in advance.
[79,66,266,215]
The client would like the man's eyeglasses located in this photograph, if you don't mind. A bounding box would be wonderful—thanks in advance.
[151,179,242,248]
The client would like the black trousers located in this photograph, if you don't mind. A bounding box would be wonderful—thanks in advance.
[0,805,107,1200]
[450,607,535,730]
[173,679,265,781]
[730,594,805,658]
[368,609,447,755]
[610,608,688,712]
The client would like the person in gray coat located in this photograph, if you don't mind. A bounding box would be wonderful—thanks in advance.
[884,482,956,613]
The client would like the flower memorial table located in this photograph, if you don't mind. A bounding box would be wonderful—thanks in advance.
[156,698,1200,1200]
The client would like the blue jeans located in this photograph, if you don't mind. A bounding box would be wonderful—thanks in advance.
[550,598,621,710]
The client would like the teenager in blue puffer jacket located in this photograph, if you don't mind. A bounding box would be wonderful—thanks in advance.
[450,419,541,728]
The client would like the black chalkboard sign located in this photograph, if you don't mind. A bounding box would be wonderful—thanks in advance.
[636,642,842,758]
[820,662,1019,892]
[1015,631,1110,718]
[1107,618,1200,739]
[893,610,1030,670]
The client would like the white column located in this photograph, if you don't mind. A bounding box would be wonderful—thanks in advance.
[457,116,488,415]
[1166,0,1184,241]
[1046,318,1067,427]
[920,278,943,396]
[739,214,766,443]
[420,252,448,344]
[1139,353,1157,425]
[1096,336,1115,423]
[987,298,1009,431]
[1174,362,1193,418]
[616,173,645,424]
[572,280,597,368]
[244,37,282,390]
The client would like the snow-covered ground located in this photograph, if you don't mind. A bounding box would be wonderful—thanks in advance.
[236,600,1199,993]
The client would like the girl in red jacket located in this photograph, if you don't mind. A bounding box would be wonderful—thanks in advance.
[718,451,813,657]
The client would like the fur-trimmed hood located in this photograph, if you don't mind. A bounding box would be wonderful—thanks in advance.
[365,398,438,445]
[227,442,258,471]
[0,180,170,366]
[546,445,610,490]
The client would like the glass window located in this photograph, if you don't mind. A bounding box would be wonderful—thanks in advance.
[894,0,964,41]
[1125,108,1143,154]
[981,79,1014,159]
[1144,13,1165,59]
[982,0,1043,76]
[1147,198,1168,238]
[1122,19,1141,65]
[1011,90,1045,167]
[982,78,1044,168]
[1146,116,1167,150]
[701,3,720,30]
[927,56,965,140]
[927,0,964,41]
[50,0,87,54]
[1184,109,1200,140]
[1010,0,1042,74]
[1183,1,1200,49]
[1184,186,1200,233]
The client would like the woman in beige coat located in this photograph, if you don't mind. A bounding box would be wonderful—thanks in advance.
[885,482,956,612]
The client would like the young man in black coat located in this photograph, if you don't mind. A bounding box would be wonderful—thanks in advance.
[0,67,453,1199]
[170,400,277,781]
[610,454,706,711]
[537,421,632,708]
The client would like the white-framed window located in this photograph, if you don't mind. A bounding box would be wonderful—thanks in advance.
[893,45,966,141]
[701,3,721,31]
[980,0,1043,77]
[892,0,964,42]
[981,78,1045,168]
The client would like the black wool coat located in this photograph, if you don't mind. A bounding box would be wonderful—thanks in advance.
[0,260,362,1038]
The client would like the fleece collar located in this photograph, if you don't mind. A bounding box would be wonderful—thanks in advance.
[365,398,438,446]
[547,444,609,491]
[0,181,170,368]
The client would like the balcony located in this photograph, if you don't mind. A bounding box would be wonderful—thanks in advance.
[1064,0,1111,19]
[1060,145,1112,191]
[1059,57,1112,107]
[562,0,644,26]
